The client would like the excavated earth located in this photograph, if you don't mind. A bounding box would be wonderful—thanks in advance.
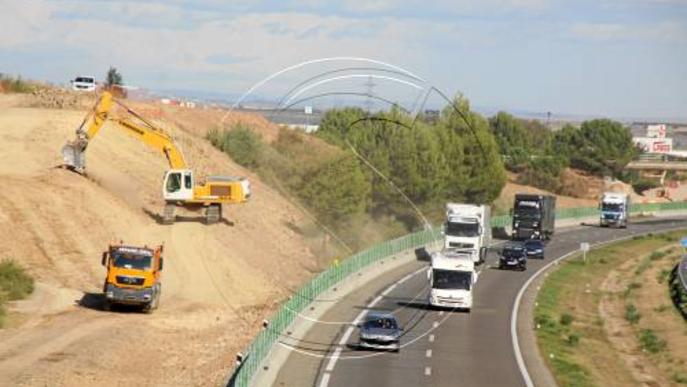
[0,94,319,386]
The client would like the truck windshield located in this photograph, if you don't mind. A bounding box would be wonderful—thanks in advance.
[432,269,472,290]
[446,222,479,237]
[112,253,152,270]
[514,206,540,219]
[602,203,623,212]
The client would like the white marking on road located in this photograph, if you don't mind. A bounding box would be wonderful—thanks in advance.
[325,348,342,372]
[433,321,439,329]
[425,366,432,376]
[438,311,445,316]
[381,283,397,296]
[398,273,413,284]
[426,349,432,358]
[369,295,383,307]
[318,372,331,387]
[429,334,435,343]
[339,327,354,345]
[511,223,687,387]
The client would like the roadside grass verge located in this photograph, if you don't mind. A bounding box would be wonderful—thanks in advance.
[0,260,34,328]
[535,231,685,387]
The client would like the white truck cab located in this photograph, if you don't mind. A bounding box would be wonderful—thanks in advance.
[71,76,96,91]
[428,250,476,311]
[444,203,491,264]
[599,192,630,228]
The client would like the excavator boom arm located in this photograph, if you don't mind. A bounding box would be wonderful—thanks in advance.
[62,91,187,171]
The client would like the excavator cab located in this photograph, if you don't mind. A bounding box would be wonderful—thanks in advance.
[163,169,194,201]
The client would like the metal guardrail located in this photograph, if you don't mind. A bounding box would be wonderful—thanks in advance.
[228,201,687,386]
[669,255,687,319]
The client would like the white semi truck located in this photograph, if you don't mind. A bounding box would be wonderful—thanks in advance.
[428,250,476,311]
[599,192,630,228]
[444,203,491,264]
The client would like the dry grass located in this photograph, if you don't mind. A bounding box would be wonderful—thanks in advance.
[535,232,686,387]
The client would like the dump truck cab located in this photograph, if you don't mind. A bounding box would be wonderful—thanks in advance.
[101,244,163,312]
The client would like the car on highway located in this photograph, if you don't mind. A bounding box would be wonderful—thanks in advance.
[357,312,402,352]
[524,240,545,259]
[499,242,527,270]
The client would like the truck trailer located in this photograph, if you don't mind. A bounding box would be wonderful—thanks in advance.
[511,194,556,240]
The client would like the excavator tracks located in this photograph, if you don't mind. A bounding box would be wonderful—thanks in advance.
[205,204,222,224]
[162,204,176,224]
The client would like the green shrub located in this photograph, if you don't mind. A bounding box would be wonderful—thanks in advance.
[0,260,34,328]
[649,251,666,261]
[0,260,34,300]
[673,371,687,384]
[566,333,580,346]
[560,313,575,326]
[639,329,667,353]
[632,178,660,194]
[207,124,263,168]
[625,304,641,324]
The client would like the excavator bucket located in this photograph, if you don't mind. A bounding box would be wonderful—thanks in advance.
[61,139,87,173]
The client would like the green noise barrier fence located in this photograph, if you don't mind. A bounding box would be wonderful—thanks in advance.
[229,201,687,386]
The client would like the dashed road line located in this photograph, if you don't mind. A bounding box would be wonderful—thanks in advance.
[429,334,435,343]
[426,349,432,358]
[425,366,432,376]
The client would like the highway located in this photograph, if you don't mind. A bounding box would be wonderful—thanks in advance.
[272,218,687,387]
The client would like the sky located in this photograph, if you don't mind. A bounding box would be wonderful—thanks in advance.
[1,0,686,120]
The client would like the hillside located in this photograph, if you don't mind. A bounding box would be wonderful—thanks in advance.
[0,94,320,386]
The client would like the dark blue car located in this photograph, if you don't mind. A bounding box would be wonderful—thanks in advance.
[524,240,545,259]
[499,242,527,271]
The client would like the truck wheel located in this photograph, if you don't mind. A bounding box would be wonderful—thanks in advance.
[102,300,111,312]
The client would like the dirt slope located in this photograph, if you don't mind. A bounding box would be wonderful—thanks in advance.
[0,95,318,386]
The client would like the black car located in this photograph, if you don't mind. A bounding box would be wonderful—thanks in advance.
[357,312,402,352]
[524,240,545,259]
[499,243,527,270]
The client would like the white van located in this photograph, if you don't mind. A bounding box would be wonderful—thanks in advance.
[71,76,96,91]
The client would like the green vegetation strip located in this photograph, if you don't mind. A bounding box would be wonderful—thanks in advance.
[535,231,685,387]
[0,260,34,328]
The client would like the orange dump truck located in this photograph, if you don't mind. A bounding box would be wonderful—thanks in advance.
[101,243,164,313]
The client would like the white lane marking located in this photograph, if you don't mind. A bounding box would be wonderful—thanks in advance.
[429,334,435,343]
[318,263,431,383]
[318,372,331,387]
[339,327,354,345]
[432,321,439,329]
[369,295,383,307]
[425,366,432,376]
[325,348,342,372]
[426,349,432,358]
[381,283,397,296]
[438,311,445,316]
[511,224,687,387]
[398,273,414,284]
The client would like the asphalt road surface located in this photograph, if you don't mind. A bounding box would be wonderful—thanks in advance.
[273,218,687,387]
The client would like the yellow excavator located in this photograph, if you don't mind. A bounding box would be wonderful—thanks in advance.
[61,91,250,224]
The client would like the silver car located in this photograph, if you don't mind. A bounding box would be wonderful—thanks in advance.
[357,312,402,352]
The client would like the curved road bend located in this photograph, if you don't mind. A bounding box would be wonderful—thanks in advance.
[273,218,687,387]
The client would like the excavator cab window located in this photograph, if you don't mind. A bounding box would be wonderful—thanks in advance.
[184,173,192,190]
[166,172,181,193]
